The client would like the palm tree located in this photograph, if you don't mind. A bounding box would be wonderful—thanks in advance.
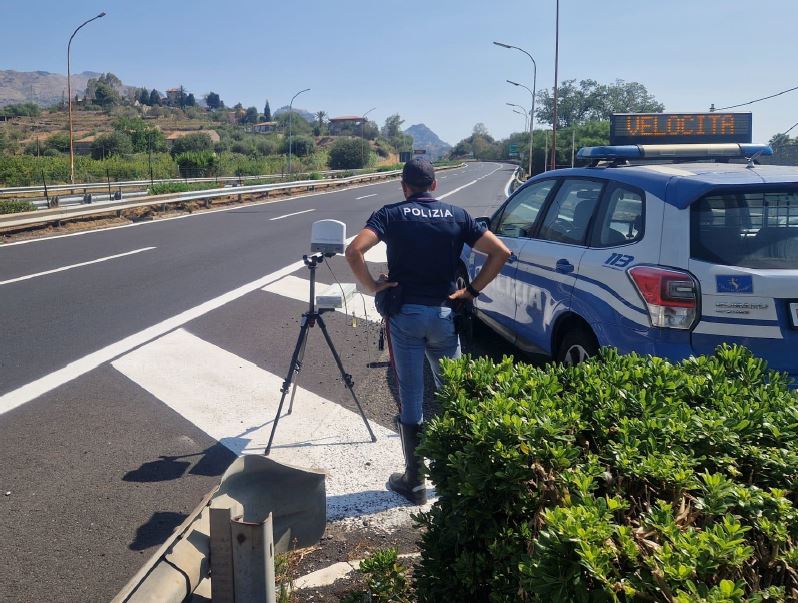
[315,111,327,135]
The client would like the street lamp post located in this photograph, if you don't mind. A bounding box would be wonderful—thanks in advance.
[68,12,106,185]
[506,102,528,131]
[506,80,535,175]
[494,41,536,176]
[287,87,310,175]
[361,107,376,168]
[551,0,560,171]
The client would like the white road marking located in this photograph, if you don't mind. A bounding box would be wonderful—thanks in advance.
[269,208,315,221]
[0,257,308,416]
[436,165,501,201]
[262,275,381,322]
[355,193,377,200]
[0,246,156,286]
[110,328,413,521]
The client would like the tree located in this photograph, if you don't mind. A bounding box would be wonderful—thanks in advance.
[186,93,196,107]
[149,89,161,106]
[137,88,150,106]
[45,132,71,153]
[283,135,315,157]
[275,111,312,135]
[170,132,213,156]
[91,131,133,159]
[769,132,796,149]
[315,111,327,135]
[263,100,272,122]
[328,137,369,169]
[473,123,492,139]
[242,106,260,124]
[93,81,120,108]
[536,79,664,128]
[382,114,404,139]
[206,92,222,110]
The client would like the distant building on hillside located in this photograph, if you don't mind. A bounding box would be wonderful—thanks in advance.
[251,121,277,133]
[165,88,181,105]
[328,115,365,135]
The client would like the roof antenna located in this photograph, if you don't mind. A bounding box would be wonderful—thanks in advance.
[746,149,765,168]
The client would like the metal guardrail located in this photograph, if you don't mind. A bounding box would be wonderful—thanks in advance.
[0,169,358,199]
[0,164,462,234]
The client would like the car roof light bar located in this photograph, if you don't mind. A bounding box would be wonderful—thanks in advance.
[577,143,773,161]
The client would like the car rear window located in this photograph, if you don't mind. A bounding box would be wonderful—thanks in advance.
[691,189,798,269]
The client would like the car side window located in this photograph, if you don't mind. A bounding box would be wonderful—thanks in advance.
[594,185,645,247]
[537,179,603,245]
[494,180,555,238]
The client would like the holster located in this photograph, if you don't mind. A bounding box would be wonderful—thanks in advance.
[375,284,404,318]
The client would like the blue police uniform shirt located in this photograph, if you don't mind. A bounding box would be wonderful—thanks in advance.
[365,192,486,306]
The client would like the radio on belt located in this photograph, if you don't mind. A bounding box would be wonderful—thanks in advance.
[310,219,346,256]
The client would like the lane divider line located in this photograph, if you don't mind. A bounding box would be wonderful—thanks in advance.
[269,208,315,221]
[0,247,157,286]
[355,193,377,200]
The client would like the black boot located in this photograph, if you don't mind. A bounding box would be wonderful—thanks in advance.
[388,421,427,505]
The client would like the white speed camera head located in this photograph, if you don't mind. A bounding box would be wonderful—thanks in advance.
[310,219,346,255]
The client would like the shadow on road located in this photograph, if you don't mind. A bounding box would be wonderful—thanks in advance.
[123,442,236,483]
[130,511,188,551]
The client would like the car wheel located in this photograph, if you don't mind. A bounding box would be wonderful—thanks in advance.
[556,326,599,365]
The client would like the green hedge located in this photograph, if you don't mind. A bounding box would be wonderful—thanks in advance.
[148,181,220,195]
[0,200,36,214]
[416,346,797,602]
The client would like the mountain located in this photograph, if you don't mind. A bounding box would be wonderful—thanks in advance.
[273,106,315,123]
[0,69,137,107]
[404,123,451,161]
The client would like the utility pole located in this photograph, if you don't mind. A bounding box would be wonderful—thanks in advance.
[551,0,560,170]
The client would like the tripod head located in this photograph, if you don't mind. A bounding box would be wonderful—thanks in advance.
[303,252,336,269]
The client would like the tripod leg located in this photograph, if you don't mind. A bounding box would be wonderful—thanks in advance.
[316,314,377,443]
[265,317,311,455]
[287,326,310,416]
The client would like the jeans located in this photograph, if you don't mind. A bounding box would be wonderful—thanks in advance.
[388,304,461,425]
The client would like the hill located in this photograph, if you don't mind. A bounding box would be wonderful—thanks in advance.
[0,69,139,107]
[273,106,315,123]
[404,123,451,160]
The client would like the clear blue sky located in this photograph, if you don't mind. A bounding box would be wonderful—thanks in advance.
[3,0,797,145]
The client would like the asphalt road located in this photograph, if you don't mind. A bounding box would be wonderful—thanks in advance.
[0,162,516,602]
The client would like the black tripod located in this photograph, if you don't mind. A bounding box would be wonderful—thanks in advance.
[264,252,377,455]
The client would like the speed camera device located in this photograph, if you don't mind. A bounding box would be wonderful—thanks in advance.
[311,219,346,255]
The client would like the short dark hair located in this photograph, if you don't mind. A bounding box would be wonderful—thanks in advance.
[402,180,432,195]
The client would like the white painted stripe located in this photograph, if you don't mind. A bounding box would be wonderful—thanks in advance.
[364,241,387,264]
[0,247,156,286]
[437,165,502,201]
[356,193,377,200]
[269,208,315,221]
[693,321,783,339]
[0,256,308,416]
[262,275,381,322]
[110,328,416,521]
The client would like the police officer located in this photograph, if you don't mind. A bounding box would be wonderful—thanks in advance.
[346,159,511,504]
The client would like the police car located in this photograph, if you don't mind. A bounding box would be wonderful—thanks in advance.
[460,112,798,382]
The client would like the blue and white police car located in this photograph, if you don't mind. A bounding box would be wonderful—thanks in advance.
[461,112,798,382]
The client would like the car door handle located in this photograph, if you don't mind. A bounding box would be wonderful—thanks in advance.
[507,253,518,264]
[555,259,574,273]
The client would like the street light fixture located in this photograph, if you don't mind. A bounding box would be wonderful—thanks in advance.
[68,11,106,185]
[494,41,536,176]
[287,87,310,175]
[361,107,376,168]
[506,80,536,172]
[506,103,528,131]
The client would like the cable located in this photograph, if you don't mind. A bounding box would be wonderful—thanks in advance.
[325,260,378,370]
[324,261,349,318]
[716,84,798,111]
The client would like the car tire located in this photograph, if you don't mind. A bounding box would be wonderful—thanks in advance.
[556,326,599,365]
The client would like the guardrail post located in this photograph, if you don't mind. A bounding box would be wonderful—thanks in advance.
[231,512,275,603]
[210,502,242,603]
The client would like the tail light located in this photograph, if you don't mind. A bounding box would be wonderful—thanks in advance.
[627,265,699,329]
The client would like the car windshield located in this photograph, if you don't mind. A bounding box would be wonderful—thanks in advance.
[691,188,798,269]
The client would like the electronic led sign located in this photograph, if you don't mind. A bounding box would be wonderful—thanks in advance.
[610,113,752,145]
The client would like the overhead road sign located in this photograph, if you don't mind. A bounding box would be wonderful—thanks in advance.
[610,113,753,146]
